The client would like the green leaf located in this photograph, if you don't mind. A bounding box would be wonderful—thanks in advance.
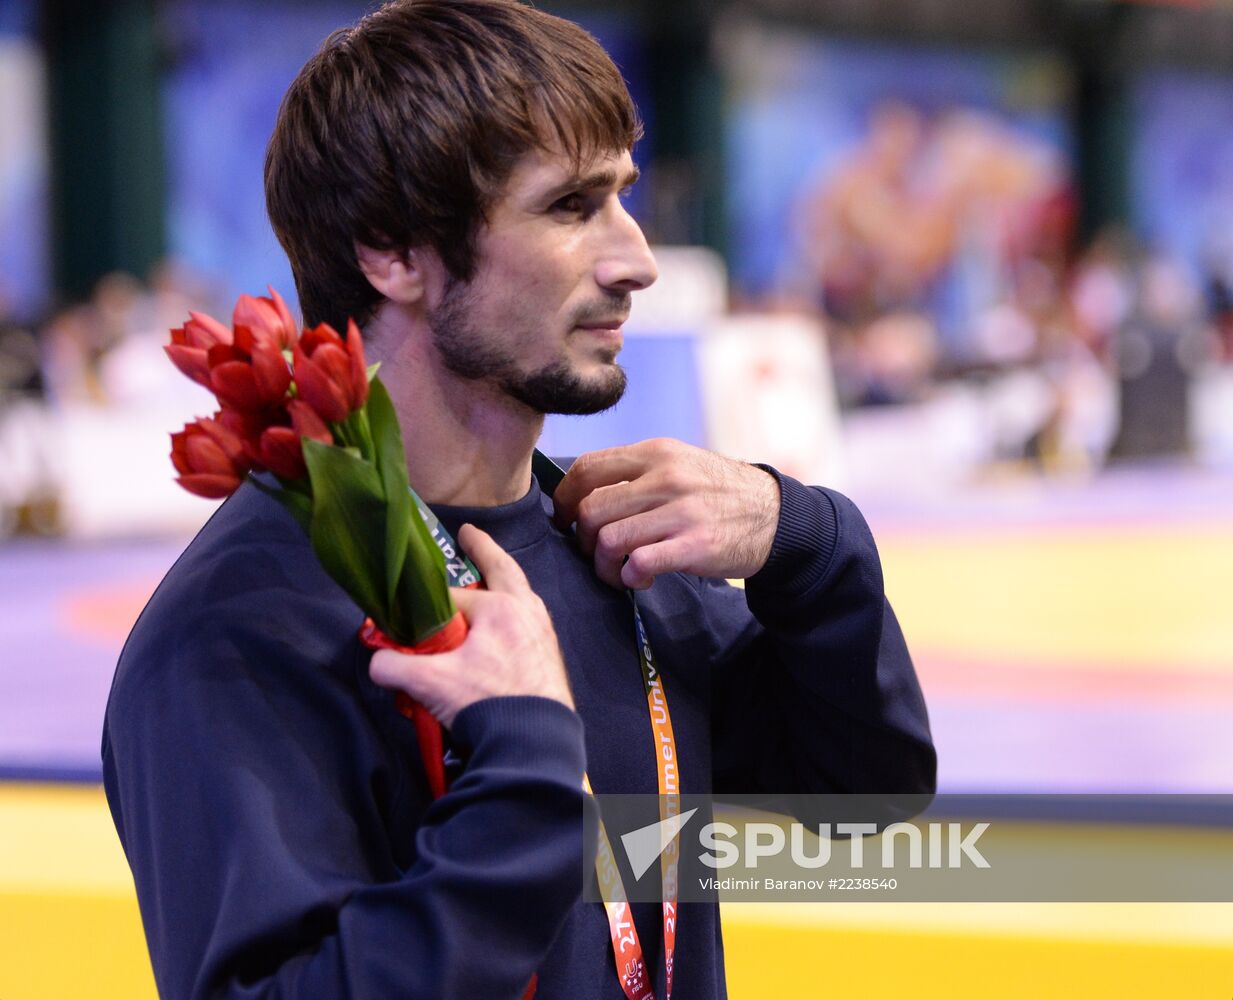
[372,407,452,639]
[366,361,382,381]
[302,438,391,627]
[367,379,453,641]
[367,378,413,612]
[300,381,454,646]
[391,535,454,644]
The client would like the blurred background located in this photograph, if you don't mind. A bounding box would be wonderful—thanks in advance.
[1,0,1231,996]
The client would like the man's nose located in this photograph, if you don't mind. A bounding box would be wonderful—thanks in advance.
[595,203,658,293]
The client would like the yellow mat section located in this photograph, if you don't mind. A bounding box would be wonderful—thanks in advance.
[3,783,1231,999]
[0,783,156,999]
[880,522,1233,668]
[723,902,1233,999]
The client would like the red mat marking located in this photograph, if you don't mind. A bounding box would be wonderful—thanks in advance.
[58,579,161,646]
[915,652,1233,706]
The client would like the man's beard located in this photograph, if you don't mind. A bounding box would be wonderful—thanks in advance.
[428,276,628,416]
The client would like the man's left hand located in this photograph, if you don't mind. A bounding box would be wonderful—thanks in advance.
[551,438,781,590]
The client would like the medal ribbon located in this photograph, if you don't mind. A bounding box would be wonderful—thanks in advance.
[413,454,681,1000]
[584,599,682,1000]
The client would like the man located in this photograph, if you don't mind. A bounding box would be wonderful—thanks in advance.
[102,2,935,997]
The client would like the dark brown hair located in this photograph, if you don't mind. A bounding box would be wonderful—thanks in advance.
[264,0,642,332]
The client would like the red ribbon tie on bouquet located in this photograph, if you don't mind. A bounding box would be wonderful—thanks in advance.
[359,612,469,800]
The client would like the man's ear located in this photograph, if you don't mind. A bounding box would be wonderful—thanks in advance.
[355,243,427,305]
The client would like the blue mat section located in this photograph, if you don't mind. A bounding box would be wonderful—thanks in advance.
[0,765,103,785]
[540,334,705,457]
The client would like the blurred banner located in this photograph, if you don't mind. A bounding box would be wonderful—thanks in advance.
[161,0,651,312]
[162,0,355,310]
[722,23,1073,373]
[1132,69,1233,294]
[0,0,49,321]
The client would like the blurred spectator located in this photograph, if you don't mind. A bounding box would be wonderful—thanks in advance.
[1202,234,1233,365]
[1109,253,1209,461]
[0,260,221,539]
[801,101,951,329]
[40,273,142,407]
[0,286,42,398]
[848,311,939,407]
[39,261,218,410]
[1069,229,1135,358]
[0,285,56,535]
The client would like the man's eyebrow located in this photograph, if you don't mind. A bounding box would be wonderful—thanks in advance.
[540,164,641,203]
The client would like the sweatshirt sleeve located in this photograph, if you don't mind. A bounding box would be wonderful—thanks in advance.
[102,559,592,1000]
[706,467,936,797]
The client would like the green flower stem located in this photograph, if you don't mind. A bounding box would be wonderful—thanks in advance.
[338,408,376,463]
[273,473,313,497]
[357,408,376,463]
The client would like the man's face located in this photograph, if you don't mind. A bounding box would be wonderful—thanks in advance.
[428,145,658,415]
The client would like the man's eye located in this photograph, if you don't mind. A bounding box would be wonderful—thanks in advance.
[552,193,586,214]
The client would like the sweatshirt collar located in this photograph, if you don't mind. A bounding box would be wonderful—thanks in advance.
[429,476,553,554]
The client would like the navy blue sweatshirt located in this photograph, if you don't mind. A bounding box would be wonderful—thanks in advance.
[102,467,934,998]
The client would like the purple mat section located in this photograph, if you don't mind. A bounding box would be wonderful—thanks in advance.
[0,536,190,778]
[856,461,1233,531]
[1,462,1230,791]
[930,700,1233,793]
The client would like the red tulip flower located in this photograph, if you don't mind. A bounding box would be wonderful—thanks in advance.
[207,323,293,413]
[293,319,369,424]
[233,286,298,351]
[171,415,250,498]
[165,311,233,388]
[256,400,336,479]
[217,406,268,456]
[220,400,332,482]
[252,424,308,481]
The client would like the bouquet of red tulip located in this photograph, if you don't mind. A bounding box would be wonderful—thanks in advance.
[166,288,462,797]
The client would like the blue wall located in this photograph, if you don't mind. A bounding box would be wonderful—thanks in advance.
[162,0,651,311]
[725,31,1072,298]
[1130,70,1233,276]
[0,0,49,319]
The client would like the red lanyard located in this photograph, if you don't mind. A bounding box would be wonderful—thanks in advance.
[414,469,683,1000]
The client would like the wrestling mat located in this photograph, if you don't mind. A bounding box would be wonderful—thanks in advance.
[1,463,1230,997]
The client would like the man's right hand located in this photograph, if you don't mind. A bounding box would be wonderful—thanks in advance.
[368,523,574,729]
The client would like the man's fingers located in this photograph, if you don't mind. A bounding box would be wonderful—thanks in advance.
[447,584,482,617]
[369,646,452,697]
[591,506,684,588]
[552,441,665,529]
[573,481,661,557]
[457,523,529,594]
[368,648,406,691]
[622,537,693,590]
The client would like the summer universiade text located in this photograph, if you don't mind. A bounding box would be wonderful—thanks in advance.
[694,821,991,870]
